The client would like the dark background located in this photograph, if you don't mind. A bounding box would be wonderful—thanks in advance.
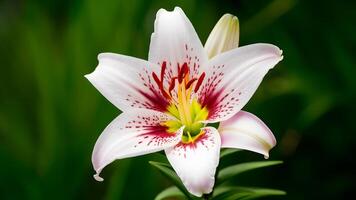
[0,0,355,199]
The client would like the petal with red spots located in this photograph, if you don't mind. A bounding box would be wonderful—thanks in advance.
[92,108,183,181]
[165,127,221,197]
[148,7,208,92]
[85,53,171,112]
[197,43,283,122]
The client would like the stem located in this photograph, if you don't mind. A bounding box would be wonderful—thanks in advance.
[202,194,210,200]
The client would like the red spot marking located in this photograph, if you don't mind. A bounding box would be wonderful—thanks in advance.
[194,72,205,93]
[138,125,177,147]
[199,89,224,119]
[137,89,169,112]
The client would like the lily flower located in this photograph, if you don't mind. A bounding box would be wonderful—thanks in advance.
[85,7,283,197]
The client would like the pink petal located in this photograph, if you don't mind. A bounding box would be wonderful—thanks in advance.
[219,111,276,158]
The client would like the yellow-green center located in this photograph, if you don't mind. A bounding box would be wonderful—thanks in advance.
[165,99,208,143]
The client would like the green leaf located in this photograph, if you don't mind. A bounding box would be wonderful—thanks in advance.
[217,161,283,184]
[154,186,187,200]
[220,148,241,159]
[149,161,193,199]
[212,186,286,200]
[212,186,250,200]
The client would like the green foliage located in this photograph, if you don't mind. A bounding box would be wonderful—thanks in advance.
[149,161,194,199]
[151,151,285,200]
[154,186,186,200]
[211,186,286,200]
[217,160,283,184]
[219,148,241,159]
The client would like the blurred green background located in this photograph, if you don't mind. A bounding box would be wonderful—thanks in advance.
[1,0,355,199]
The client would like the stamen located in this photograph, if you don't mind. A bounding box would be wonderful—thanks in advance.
[152,71,170,99]
[160,61,166,81]
[194,72,205,93]
[178,63,188,83]
[168,77,177,94]
[161,90,171,100]
[152,72,161,87]
[185,78,197,89]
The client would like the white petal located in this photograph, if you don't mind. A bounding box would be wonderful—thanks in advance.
[198,43,283,122]
[219,111,276,158]
[205,14,240,59]
[85,53,171,112]
[92,108,183,181]
[165,127,221,197]
[149,7,208,79]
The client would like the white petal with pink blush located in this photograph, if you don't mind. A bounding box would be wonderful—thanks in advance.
[85,6,283,197]
[219,111,276,158]
[91,108,183,181]
[165,127,221,197]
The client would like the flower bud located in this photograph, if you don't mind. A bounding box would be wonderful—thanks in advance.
[204,14,240,58]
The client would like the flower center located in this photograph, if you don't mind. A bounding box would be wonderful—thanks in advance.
[165,98,208,143]
[152,62,208,143]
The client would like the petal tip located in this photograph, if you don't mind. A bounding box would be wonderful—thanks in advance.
[173,6,183,12]
[279,54,284,61]
[156,8,167,16]
[97,52,118,61]
[93,173,104,182]
[222,13,233,18]
[222,13,238,22]
[84,73,92,79]
[156,6,183,17]
[277,48,283,58]
[84,73,96,83]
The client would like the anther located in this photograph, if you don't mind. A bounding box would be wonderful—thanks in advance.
[160,61,166,81]
[152,72,161,87]
[168,77,177,94]
[186,78,197,89]
[194,72,205,93]
[178,63,189,83]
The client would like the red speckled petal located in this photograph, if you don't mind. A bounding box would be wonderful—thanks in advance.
[165,127,221,197]
[85,53,170,112]
[92,108,183,181]
[149,7,208,84]
[197,43,283,122]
